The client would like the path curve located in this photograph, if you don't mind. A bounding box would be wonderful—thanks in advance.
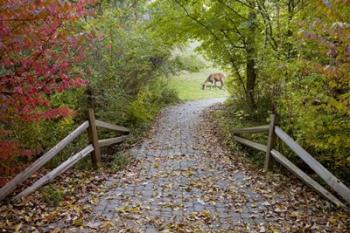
[85,99,348,232]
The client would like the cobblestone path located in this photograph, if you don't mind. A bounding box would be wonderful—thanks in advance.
[84,99,349,232]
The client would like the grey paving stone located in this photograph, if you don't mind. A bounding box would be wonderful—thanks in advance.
[81,99,284,231]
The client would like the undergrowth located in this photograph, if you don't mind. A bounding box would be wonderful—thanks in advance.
[214,98,350,188]
[41,184,64,207]
[109,152,133,173]
[213,98,270,168]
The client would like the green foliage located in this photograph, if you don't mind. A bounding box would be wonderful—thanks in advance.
[1,1,180,175]
[127,88,159,125]
[151,0,350,184]
[41,184,64,207]
[213,99,268,167]
[173,54,207,72]
[3,106,88,171]
[127,79,180,126]
[159,87,181,105]
[110,152,132,172]
[41,118,89,169]
[275,1,350,183]
[79,2,180,129]
[3,0,349,187]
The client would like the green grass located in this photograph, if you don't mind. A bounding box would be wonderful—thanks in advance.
[168,69,229,101]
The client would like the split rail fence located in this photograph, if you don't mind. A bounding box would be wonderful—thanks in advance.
[0,109,130,202]
[232,114,350,209]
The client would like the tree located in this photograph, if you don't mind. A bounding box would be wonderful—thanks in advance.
[0,0,94,178]
[149,0,350,183]
[80,0,176,123]
[286,0,350,181]
[150,0,283,111]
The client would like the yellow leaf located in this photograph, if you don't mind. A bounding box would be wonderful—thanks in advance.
[14,223,22,233]
[131,206,141,214]
[73,218,84,226]
[329,216,337,225]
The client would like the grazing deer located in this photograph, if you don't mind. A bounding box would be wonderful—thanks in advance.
[202,73,225,90]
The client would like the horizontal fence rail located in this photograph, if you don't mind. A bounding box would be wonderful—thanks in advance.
[98,136,129,147]
[231,136,345,207]
[232,125,269,134]
[232,115,350,209]
[96,120,130,133]
[270,150,345,207]
[0,121,89,202]
[16,145,94,199]
[275,127,350,205]
[0,109,130,202]
[233,136,267,152]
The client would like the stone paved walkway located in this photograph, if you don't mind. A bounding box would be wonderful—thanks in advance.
[82,99,349,232]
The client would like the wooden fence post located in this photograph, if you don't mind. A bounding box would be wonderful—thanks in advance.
[87,108,101,168]
[264,114,276,171]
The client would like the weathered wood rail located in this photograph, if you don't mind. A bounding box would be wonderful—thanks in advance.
[0,109,130,202]
[232,115,350,209]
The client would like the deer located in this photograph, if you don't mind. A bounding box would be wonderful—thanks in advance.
[202,73,225,90]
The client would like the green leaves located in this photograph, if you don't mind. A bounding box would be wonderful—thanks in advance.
[150,0,350,184]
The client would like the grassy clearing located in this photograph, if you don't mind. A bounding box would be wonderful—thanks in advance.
[168,69,229,101]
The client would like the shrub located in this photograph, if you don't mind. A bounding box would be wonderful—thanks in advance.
[174,54,207,72]
[126,83,180,126]
[160,87,181,105]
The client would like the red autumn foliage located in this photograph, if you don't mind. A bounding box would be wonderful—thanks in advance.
[0,0,95,174]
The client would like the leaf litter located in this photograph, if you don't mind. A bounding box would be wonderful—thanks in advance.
[0,101,349,232]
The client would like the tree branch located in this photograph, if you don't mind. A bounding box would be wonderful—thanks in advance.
[216,0,248,20]
[173,0,245,52]
[220,29,245,49]
[256,0,278,50]
[172,0,248,93]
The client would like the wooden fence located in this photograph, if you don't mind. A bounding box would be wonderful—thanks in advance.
[0,109,130,202]
[232,114,350,209]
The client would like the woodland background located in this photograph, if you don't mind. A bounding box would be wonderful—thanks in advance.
[0,0,349,187]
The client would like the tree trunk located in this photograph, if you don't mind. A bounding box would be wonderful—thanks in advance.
[86,86,95,109]
[245,9,257,110]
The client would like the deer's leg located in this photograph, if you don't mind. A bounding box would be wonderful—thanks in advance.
[202,80,208,90]
[219,79,224,89]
